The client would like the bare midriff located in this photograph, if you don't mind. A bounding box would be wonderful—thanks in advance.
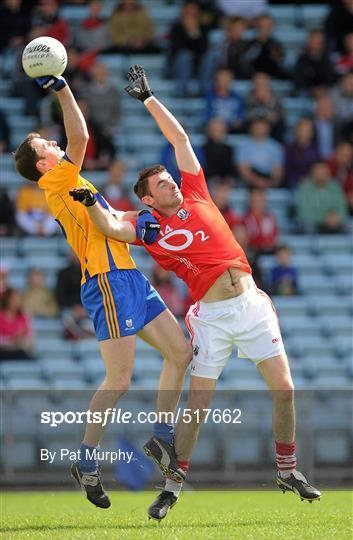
[201,268,255,303]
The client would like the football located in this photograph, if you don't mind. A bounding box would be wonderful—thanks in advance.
[22,36,67,78]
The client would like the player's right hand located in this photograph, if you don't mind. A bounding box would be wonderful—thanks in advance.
[69,187,97,207]
[136,210,160,244]
[124,65,153,102]
[35,75,67,92]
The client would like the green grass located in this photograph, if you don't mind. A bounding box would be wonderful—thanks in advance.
[1,490,352,540]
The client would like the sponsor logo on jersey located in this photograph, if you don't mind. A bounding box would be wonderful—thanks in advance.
[177,208,190,221]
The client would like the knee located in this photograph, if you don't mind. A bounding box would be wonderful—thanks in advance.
[274,378,295,400]
[103,373,131,395]
[174,341,193,370]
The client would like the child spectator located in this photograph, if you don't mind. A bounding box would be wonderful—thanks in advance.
[15,181,58,236]
[238,117,283,188]
[205,68,244,133]
[202,118,236,184]
[243,188,278,254]
[0,287,34,361]
[23,268,58,318]
[297,161,348,233]
[151,265,184,319]
[284,118,320,189]
[103,161,136,212]
[270,245,299,296]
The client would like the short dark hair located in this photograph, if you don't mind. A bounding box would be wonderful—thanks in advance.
[134,164,166,199]
[13,132,42,182]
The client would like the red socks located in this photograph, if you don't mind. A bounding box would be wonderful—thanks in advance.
[177,459,190,475]
[275,441,296,477]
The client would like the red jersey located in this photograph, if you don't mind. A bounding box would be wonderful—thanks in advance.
[137,168,251,301]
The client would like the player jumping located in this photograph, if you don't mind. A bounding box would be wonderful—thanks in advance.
[14,74,192,510]
[70,65,321,520]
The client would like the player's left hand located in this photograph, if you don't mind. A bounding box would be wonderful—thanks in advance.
[136,210,160,244]
[124,65,153,102]
[69,187,96,207]
[35,75,67,92]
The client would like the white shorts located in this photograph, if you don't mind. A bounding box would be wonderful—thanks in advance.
[185,287,285,379]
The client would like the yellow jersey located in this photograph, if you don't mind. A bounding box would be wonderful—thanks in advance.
[38,157,136,284]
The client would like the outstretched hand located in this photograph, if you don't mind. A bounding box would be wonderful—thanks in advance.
[124,65,153,103]
[35,75,67,92]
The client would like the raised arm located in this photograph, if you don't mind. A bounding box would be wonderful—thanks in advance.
[124,65,200,175]
[69,188,160,245]
[35,76,89,167]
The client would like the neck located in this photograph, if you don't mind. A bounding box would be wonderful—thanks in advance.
[158,204,182,218]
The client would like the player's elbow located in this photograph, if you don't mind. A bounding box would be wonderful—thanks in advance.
[173,129,189,145]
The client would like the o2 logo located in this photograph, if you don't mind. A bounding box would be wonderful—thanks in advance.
[158,225,209,252]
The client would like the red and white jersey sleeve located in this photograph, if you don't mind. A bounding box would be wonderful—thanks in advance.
[143,167,252,301]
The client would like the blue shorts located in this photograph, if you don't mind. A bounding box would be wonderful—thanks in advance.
[81,269,166,341]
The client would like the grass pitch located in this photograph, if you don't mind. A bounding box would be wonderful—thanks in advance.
[1,490,352,540]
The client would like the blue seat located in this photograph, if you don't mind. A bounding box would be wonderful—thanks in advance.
[226,432,263,465]
[315,433,350,463]
[313,373,351,389]
[5,377,49,390]
[280,315,322,337]
[2,441,37,469]
[0,361,42,380]
[40,359,84,380]
[320,315,352,337]
[37,338,73,358]
[268,5,299,25]
[301,5,330,29]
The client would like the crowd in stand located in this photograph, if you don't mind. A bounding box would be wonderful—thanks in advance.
[0,0,352,359]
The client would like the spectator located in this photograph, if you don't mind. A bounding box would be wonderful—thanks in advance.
[80,62,121,137]
[23,268,58,318]
[108,0,158,54]
[0,287,34,361]
[246,72,284,141]
[0,188,16,236]
[222,17,252,80]
[159,141,204,183]
[243,188,278,254]
[205,68,244,133]
[294,30,335,94]
[284,118,320,189]
[326,142,353,216]
[55,252,94,340]
[15,181,58,236]
[331,73,353,140]
[0,108,11,152]
[297,161,348,234]
[151,265,184,319]
[103,161,136,212]
[77,99,116,170]
[202,118,236,183]
[0,0,30,53]
[325,0,353,53]
[74,0,109,52]
[62,47,95,95]
[210,179,241,229]
[30,0,70,46]
[238,117,284,188]
[246,15,287,79]
[169,1,212,96]
[313,94,338,159]
[333,32,353,76]
[270,245,299,296]
[217,0,267,21]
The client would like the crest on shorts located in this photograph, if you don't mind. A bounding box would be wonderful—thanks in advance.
[193,345,199,357]
[177,208,190,221]
[125,319,133,328]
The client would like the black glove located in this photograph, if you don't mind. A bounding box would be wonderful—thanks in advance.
[124,64,153,102]
[136,210,160,245]
[69,188,96,207]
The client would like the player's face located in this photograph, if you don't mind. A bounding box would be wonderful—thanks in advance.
[142,171,183,213]
[32,137,64,175]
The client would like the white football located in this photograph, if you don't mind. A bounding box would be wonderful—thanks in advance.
[22,36,67,78]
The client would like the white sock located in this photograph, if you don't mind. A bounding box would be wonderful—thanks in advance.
[279,469,295,479]
[165,478,183,497]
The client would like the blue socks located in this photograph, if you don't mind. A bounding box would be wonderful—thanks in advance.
[79,443,98,474]
[154,422,174,445]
